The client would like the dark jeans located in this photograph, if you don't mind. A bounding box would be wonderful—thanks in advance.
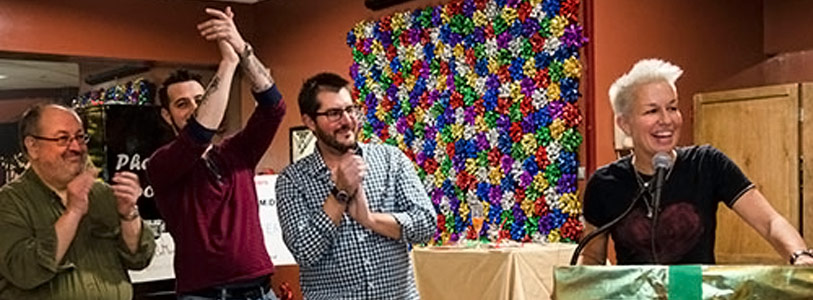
[178,277,277,300]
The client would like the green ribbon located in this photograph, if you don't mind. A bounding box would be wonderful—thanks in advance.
[493,16,507,34]
[417,168,427,180]
[544,163,561,185]
[525,216,539,235]
[509,102,522,122]
[499,49,512,66]
[521,40,534,59]
[414,122,426,138]
[526,186,539,201]
[474,44,486,60]
[561,128,583,152]
[536,127,552,147]
[402,58,413,74]
[485,110,498,127]
[440,126,454,143]
[453,75,466,90]
[477,150,489,167]
[668,265,702,300]
[549,60,564,82]
[401,99,412,114]
[419,7,433,28]
[352,49,364,62]
[430,59,441,76]
[462,86,476,106]
[430,102,445,118]
[445,212,455,232]
[511,142,526,161]
[538,17,551,38]
[440,157,452,175]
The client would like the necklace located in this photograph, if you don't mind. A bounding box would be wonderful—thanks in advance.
[633,170,655,218]
[631,150,676,218]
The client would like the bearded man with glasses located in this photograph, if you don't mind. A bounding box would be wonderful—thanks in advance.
[276,72,434,300]
[0,104,155,299]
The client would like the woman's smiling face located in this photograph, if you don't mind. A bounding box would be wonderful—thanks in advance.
[617,80,682,160]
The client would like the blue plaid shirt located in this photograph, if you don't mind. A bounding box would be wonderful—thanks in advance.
[276,143,435,300]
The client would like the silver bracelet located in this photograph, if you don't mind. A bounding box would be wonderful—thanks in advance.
[240,43,253,62]
[790,249,813,264]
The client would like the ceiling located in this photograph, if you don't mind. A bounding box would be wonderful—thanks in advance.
[0,59,79,91]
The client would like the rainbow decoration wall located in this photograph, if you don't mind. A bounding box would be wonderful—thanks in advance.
[348,0,586,244]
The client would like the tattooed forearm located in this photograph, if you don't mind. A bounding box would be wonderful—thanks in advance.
[198,75,221,108]
[240,51,275,92]
[192,63,235,130]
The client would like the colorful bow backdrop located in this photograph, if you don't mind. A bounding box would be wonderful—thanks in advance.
[73,78,155,108]
[347,0,586,244]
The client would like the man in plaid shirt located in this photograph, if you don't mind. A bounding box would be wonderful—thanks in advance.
[276,72,435,299]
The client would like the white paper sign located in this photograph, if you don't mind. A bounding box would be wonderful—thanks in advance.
[254,174,297,266]
[129,175,296,283]
[130,221,175,283]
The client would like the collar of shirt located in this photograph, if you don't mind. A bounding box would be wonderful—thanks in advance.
[20,168,66,209]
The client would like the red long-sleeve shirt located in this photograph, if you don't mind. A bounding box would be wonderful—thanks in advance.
[146,86,285,293]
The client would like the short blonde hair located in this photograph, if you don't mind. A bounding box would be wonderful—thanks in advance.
[609,59,683,116]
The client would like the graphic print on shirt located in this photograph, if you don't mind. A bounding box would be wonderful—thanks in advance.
[615,201,704,263]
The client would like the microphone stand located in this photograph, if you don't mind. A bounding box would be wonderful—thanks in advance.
[650,169,665,264]
[570,185,650,265]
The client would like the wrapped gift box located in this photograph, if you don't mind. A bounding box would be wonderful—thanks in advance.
[554,265,813,299]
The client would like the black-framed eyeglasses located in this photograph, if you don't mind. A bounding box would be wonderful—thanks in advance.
[314,105,361,122]
[30,133,90,147]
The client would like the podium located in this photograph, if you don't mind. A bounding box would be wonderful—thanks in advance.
[554,265,813,299]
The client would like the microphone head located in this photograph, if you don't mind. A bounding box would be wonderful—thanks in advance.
[353,143,363,157]
[652,151,672,170]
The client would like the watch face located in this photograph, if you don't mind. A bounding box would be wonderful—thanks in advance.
[336,190,351,203]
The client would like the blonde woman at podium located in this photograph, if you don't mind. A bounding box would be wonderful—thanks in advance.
[578,59,813,266]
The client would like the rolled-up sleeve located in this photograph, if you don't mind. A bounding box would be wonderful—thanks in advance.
[391,149,436,244]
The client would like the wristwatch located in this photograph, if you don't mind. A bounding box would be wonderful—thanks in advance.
[331,185,351,204]
[119,205,140,221]
[790,249,813,264]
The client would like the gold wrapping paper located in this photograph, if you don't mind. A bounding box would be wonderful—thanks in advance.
[554,265,813,299]
[413,243,576,300]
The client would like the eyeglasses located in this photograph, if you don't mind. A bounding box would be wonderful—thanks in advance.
[313,105,361,122]
[30,133,90,147]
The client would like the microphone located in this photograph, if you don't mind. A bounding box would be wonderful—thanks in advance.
[651,152,672,215]
[650,151,672,264]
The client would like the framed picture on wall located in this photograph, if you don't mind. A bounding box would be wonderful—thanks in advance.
[290,126,316,163]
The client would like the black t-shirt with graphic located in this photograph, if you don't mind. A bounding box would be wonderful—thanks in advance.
[583,145,753,264]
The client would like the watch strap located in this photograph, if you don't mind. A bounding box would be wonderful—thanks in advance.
[331,185,350,203]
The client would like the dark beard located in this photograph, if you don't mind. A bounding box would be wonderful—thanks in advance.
[169,117,182,135]
[314,125,355,153]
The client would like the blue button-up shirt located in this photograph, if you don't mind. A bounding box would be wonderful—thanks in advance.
[276,143,435,300]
